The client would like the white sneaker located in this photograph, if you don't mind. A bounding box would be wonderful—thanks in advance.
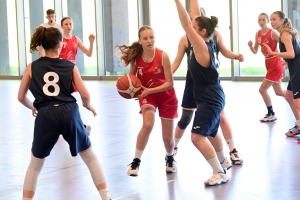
[204,170,229,186]
[127,158,141,177]
[260,113,277,122]
[221,157,232,170]
[85,124,91,136]
[165,154,177,173]
[230,148,243,165]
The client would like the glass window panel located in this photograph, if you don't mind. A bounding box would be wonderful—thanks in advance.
[43,0,55,23]
[199,1,231,77]
[7,0,19,75]
[62,0,97,76]
[150,0,186,77]
[288,1,300,32]
[238,0,281,76]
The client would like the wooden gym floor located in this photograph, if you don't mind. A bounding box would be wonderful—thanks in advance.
[0,79,300,200]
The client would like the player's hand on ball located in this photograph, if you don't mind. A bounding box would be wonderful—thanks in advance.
[32,108,38,117]
[137,86,149,99]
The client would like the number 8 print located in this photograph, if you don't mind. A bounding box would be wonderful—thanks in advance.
[43,72,60,96]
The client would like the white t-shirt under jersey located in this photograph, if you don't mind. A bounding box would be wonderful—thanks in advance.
[40,22,62,33]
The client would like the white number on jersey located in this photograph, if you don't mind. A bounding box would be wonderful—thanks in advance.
[43,72,60,96]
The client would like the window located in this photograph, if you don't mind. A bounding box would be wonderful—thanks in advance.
[238,0,281,76]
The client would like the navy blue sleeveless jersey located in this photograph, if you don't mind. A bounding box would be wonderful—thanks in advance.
[279,34,300,98]
[29,57,76,110]
[188,35,225,137]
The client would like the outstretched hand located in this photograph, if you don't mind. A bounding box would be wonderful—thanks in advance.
[89,34,95,43]
[235,54,244,62]
[82,102,97,116]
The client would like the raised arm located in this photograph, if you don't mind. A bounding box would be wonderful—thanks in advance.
[172,35,188,73]
[248,32,259,54]
[77,34,95,57]
[215,31,244,61]
[174,0,210,67]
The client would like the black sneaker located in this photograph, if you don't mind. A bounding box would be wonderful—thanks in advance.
[127,158,141,176]
[165,155,177,173]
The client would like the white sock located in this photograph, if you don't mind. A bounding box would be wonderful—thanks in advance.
[226,139,235,152]
[134,149,144,159]
[23,154,45,196]
[79,148,110,200]
[296,119,300,128]
[216,149,226,163]
[99,189,110,200]
[23,198,32,200]
[207,157,224,173]
[174,138,180,147]
[166,150,174,156]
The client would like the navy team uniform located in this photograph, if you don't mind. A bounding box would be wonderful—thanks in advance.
[189,36,225,137]
[29,57,91,158]
[279,34,300,99]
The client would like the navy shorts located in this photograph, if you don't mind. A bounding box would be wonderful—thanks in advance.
[287,80,300,99]
[191,83,225,137]
[32,102,91,158]
[181,69,197,109]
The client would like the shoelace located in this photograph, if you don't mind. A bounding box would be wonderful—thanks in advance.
[128,159,140,170]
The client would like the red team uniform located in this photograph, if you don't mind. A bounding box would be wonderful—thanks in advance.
[257,29,284,82]
[135,48,178,119]
[59,35,79,91]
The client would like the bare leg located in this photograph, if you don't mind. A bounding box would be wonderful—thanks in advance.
[285,90,300,121]
[161,118,175,154]
[259,79,274,107]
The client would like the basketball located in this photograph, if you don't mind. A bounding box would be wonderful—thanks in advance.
[116,74,142,99]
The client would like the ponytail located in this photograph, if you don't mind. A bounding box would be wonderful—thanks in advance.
[30,27,62,54]
[116,42,143,66]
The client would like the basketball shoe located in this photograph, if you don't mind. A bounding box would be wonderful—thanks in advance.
[260,113,277,122]
[127,158,141,176]
[285,124,300,137]
[204,169,229,186]
[166,154,177,173]
[297,138,300,143]
[220,157,232,170]
[173,147,178,156]
[230,148,243,165]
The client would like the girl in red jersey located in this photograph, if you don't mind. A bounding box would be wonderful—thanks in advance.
[116,25,178,176]
[248,13,285,122]
[60,17,95,134]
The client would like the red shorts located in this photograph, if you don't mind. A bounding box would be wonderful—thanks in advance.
[265,57,284,83]
[139,88,178,119]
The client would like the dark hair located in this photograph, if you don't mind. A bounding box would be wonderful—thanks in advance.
[259,12,269,20]
[272,11,300,42]
[61,17,72,26]
[30,27,62,53]
[115,25,153,66]
[194,16,218,38]
[46,9,55,15]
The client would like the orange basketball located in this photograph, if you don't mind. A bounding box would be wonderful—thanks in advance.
[116,74,142,99]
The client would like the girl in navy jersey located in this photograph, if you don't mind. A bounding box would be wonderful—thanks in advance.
[174,0,230,186]
[116,25,178,176]
[263,11,300,141]
[18,27,110,200]
[172,7,243,165]
[248,13,286,122]
[60,16,95,134]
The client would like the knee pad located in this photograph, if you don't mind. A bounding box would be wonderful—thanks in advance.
[177,109,194,130]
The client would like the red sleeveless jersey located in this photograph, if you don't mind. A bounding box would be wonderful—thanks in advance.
[135,48,166,88]
[59,36,78,63]
[257,29,278,59]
